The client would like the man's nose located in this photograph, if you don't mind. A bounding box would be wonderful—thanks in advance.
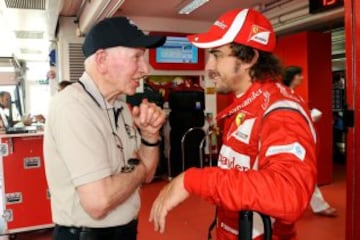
[139,58,150,75]
[205,57,215,71]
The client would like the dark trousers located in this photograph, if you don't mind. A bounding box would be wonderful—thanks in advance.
[53,219,138,240]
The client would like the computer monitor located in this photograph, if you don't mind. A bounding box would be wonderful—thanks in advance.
[13,85,25,117]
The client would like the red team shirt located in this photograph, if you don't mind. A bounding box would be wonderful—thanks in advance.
[184,81,317,240]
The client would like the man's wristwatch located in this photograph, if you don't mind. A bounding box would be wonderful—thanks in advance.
[141,138,161,147]
[121,158,140,173]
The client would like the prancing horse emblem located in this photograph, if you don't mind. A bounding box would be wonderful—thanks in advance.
[235,112,246,126]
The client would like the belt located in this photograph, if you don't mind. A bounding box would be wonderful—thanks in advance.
[55,219,138,237]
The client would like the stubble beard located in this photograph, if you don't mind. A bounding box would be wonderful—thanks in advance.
[209,70,231,95]
[215,83,232,95]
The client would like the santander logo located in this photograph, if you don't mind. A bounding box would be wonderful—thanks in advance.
[218,145,251,171]
[214,20,227,29]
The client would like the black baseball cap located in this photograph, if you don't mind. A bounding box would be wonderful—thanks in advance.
[82,16,166,58]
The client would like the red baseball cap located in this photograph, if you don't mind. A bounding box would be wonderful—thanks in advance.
[187,8,276,52]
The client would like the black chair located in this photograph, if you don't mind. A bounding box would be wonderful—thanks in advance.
[238,211,272,240]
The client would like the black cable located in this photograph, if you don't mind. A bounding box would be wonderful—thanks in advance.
[207,207,217,240]
[77,81,101,107]
[113,106,123,128]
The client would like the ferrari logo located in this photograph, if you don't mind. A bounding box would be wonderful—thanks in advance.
[235,113,246,126]
[252,25,259,34]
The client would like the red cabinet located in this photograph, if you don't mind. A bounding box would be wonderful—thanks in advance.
[0,133,52,234]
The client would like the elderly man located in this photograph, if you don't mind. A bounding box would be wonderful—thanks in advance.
[44,17,166,240]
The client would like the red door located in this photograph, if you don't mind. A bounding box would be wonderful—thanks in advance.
[344,0,360,239]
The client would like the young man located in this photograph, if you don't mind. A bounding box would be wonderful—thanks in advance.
[44,17,166,240]
[0,91,11,110]
[150,9,317,240]
[283,66,337,217]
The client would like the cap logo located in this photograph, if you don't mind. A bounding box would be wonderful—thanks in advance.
[128,18,139,29]
[214,20,228,30]
[248,24,270,46]
[252,25,259,34]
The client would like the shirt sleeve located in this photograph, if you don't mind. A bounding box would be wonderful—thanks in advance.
[184,109,317,222]
[52,97,112,187]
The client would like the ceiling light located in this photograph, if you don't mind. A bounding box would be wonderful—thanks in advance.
[77,0,125,36]
[178,0,210,15]
[0,66,15,73]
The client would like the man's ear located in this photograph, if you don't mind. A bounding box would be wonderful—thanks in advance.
[243,49,259,71]
[94,49,107,74]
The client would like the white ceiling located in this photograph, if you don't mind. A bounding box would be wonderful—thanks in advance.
[118,0,259,21]
[0,0,345,65]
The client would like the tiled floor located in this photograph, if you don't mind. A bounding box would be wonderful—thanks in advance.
[1,163,346,240]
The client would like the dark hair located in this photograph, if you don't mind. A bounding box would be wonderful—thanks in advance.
[230,43,283,81]
[0,91,10,98]
[58,81,73,90]
[283,66,303,87]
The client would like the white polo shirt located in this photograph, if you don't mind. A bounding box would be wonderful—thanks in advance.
[44,72,140,227]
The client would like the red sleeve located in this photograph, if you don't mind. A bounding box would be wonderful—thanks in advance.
[184,110,317,222]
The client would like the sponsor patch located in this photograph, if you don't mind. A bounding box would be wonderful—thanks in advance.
[265,142,306,161]
[218,145,250,171]
[232,118,256,144]
[248,25,270,45]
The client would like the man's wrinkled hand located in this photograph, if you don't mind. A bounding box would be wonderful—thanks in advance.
[132,99,165,139]
[149,173,190,233]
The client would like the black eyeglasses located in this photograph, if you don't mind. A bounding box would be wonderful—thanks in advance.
[111,131,139,173]
[108,106,139,173]
[114,107,138,139]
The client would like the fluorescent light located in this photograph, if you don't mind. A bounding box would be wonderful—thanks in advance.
[0,67,15,73]
[78,0,125,35]
[178,0,210,15]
